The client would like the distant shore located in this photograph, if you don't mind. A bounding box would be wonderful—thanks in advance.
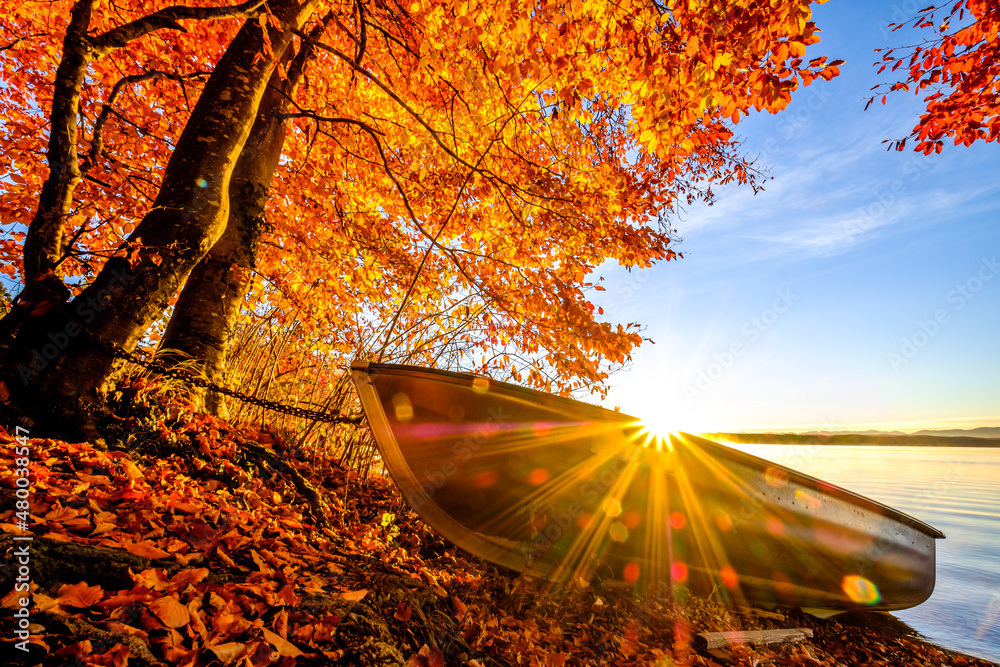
[702,432,1000,447]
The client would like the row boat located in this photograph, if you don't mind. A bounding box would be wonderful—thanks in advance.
[350,362,944,613]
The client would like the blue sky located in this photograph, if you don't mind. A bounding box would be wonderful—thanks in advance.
[593,1,1000,433]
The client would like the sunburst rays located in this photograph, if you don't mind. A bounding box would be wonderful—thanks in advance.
[358,365,936,613]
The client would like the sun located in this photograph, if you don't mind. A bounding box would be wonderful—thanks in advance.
[632,412,679,451]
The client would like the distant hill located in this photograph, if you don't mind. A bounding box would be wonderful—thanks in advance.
[702,431,1000,447]
[911,427,1000,438]
[800,429,908,436]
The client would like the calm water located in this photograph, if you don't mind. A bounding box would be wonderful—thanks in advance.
[732,444,1000,663]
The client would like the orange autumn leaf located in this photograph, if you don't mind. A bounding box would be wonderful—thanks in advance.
[207,642,250,665]
[123,541,170,559]
[44,506,79,523]
[339,589,369,602]
[273,608,289,638]
[132,568,172,591]
[261,627,304,658]
[87,643,130,667]
[55,640,93,660]
[57,582,104,609]
[451,596,468,621]
[872,1,1000,152]
[169,567,210,588]
[148,596,191,629]
[90,522,117,536]
[0,586,32,609]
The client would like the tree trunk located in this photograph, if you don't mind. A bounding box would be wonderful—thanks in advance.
[2,0,318,435]
[159,30,321,416]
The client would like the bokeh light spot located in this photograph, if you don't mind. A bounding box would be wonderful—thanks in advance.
[720,566,738,589]
[624,511,641,529]
[391,393,413,422]
[473,470,498,488]
[532,422,552,438]
[765,516,785,536]
[716,512,733,532]
[842,575,881,605]
[669,511,686,530]
[528,468,549,485]
[764,466,789,487]
[795,489,822,509]
[624,562,640,584]
[195,177,208,188]
[609,522,629,542]
[472,377,489,394]
[603,498,622,518]
[671,561,688,582]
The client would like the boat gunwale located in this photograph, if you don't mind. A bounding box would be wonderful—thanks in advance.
[351,361,946,540]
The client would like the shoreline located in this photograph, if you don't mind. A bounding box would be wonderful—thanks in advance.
[702,432,1000,447]
[673,599,1000,666]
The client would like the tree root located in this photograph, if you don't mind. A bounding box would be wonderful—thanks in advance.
[36,611,167,667]
[0,534,231,594]
[242,440,331,528]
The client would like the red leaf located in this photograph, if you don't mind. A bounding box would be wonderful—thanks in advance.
[395,602,413,622]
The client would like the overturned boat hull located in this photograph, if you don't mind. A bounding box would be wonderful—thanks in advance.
[350,362,944,612]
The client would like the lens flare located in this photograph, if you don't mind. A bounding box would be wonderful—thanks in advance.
[603,498,622,517]
[609,522,629,542]
[528,468,550,484]
[391,393,413,422]
[473,470,498,488]
[842,575,881,605]
[632,415,678,450]
[764,466,789,487]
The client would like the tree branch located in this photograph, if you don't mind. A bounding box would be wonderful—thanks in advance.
[279,23,488,176]
[82,70,210,174]
[90,0,269,57]
[21,0,96,282]
[277,110,386,135]
[0,32,45,51]
[355,0,367,64]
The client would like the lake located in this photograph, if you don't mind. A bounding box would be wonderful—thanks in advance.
[730,444,1000,663]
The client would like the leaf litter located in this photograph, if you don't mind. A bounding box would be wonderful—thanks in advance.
[0,378,997,666]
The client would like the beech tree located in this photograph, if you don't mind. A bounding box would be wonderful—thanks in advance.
[0,0,841,432]
[870,0,1000,152]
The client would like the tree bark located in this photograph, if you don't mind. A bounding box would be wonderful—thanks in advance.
[13,0,95,315]
[157,68,291,415]
[159,28,321,415]
[2,0,318,434]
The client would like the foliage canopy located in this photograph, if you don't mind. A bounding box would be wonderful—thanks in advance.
[0,0,840,412]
